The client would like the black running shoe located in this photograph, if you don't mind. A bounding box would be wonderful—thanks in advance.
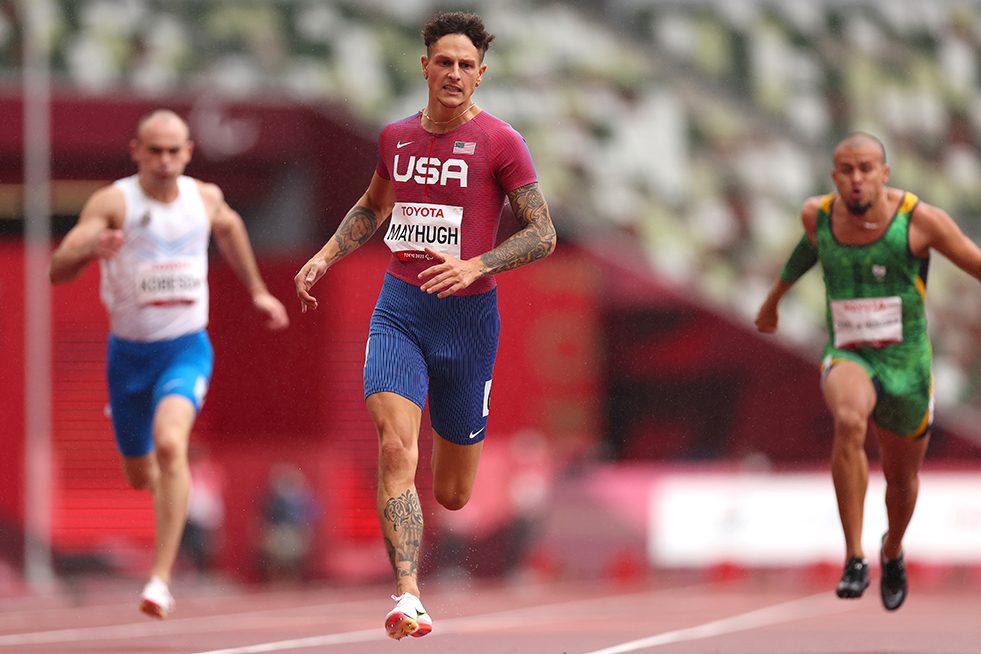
[880,538,907,611]
[835,556,870,598]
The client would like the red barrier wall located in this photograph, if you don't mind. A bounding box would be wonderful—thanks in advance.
[0,243,25,526]
[1,239,603,582]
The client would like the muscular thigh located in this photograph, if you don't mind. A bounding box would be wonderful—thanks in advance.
[820,350,877,417]
[824,342,933,438]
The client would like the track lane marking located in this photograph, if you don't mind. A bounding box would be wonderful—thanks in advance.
[0,581,831,653]
[581,592,855,653]
[0,597,381,647]
[190,586,832,654]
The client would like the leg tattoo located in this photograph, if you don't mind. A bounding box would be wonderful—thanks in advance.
[383,489,423,579]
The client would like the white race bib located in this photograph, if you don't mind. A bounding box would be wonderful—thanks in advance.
[831,296,903,348]
[135,257,207,307]
[384,202,462,262]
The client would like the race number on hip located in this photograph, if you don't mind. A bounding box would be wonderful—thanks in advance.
[384,202,462,262]
[831,296,903,348]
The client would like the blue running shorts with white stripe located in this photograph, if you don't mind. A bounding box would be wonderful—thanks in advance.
[364,274,499,445]
[107,329,213,457]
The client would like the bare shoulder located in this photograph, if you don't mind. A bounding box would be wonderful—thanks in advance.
[799,194,826,234]
[80,184,126,228]
[909,198,951,226]
[193,178,225,213]
[908,197,971,257]
[909,199,963,245]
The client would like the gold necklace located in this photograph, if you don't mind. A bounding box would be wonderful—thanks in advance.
[422,103,475,125]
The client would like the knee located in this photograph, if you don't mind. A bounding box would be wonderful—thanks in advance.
[150,397,194,469]
[883,466,919,491]
[378,439,417,480]
[150,422,189,476]
[434,484,471,511]
[833,408,868,446]
[153,434,187,469]
[123,461,156,490]
[126,472,152,490]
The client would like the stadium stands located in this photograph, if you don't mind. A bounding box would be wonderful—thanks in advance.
[3,0,979,414]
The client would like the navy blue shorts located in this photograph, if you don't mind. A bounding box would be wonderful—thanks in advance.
[364,274,500,445]
[106,329,213,457]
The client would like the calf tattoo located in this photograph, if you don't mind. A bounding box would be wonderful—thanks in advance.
[383,489,424,579]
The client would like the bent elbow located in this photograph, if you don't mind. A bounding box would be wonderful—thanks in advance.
[543,229,557,258]
[49,258,80,285]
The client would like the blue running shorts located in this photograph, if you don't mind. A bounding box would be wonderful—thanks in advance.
[364,274,500,445]
[106,329,214,457]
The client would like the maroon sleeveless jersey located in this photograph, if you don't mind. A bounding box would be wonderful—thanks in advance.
[375,110,538,295]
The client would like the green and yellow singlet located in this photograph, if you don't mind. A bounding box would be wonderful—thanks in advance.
[815,191,934,438]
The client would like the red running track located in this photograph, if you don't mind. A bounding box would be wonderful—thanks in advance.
[1,571,980,653]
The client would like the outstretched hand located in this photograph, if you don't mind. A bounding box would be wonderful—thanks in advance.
[294,259,328,313]
[418,248,483,298]
[253,291,289,330]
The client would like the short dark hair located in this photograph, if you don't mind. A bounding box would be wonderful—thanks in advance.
[422,11,495,61]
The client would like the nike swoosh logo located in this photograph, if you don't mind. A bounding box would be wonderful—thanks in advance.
[468,426,486,439]
[396,140,414,149]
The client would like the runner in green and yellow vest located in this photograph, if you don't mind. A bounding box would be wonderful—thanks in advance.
[755,132,981,612]
[815,189,933,440]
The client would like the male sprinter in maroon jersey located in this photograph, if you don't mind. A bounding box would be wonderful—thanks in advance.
[294,10,556,641]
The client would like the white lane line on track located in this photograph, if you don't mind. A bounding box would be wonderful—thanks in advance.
[1,581,827,653]
[0,580,689,650]
[580,592,854,654]
[188,586,834,654]
[188,585,725,654]
[192,629,382,654]
[0,597,382,647]
[0,577,604,648]
[0,578,598,647]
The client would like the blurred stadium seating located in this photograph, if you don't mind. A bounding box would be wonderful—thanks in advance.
[3,0,978,412]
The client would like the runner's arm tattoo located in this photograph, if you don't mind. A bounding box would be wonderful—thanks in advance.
[382,489,424,579]
[480,182,556,276]
[326,205,381,266]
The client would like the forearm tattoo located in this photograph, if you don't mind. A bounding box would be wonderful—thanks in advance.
[328,205,379,265]
[480,182,556,275]
[382,489,424,579]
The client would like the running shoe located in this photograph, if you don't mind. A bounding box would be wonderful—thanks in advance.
[385,592,432,640]
[835,556,869,598]
[880,534,908,611]
[139,577,174,619]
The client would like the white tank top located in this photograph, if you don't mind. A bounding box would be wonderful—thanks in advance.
[100,175,211,342]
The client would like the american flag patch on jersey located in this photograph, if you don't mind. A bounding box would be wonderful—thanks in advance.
[453,141,476,155]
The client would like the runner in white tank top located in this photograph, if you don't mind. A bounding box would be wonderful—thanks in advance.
[50,109,289,620]
[102,174,211,342]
